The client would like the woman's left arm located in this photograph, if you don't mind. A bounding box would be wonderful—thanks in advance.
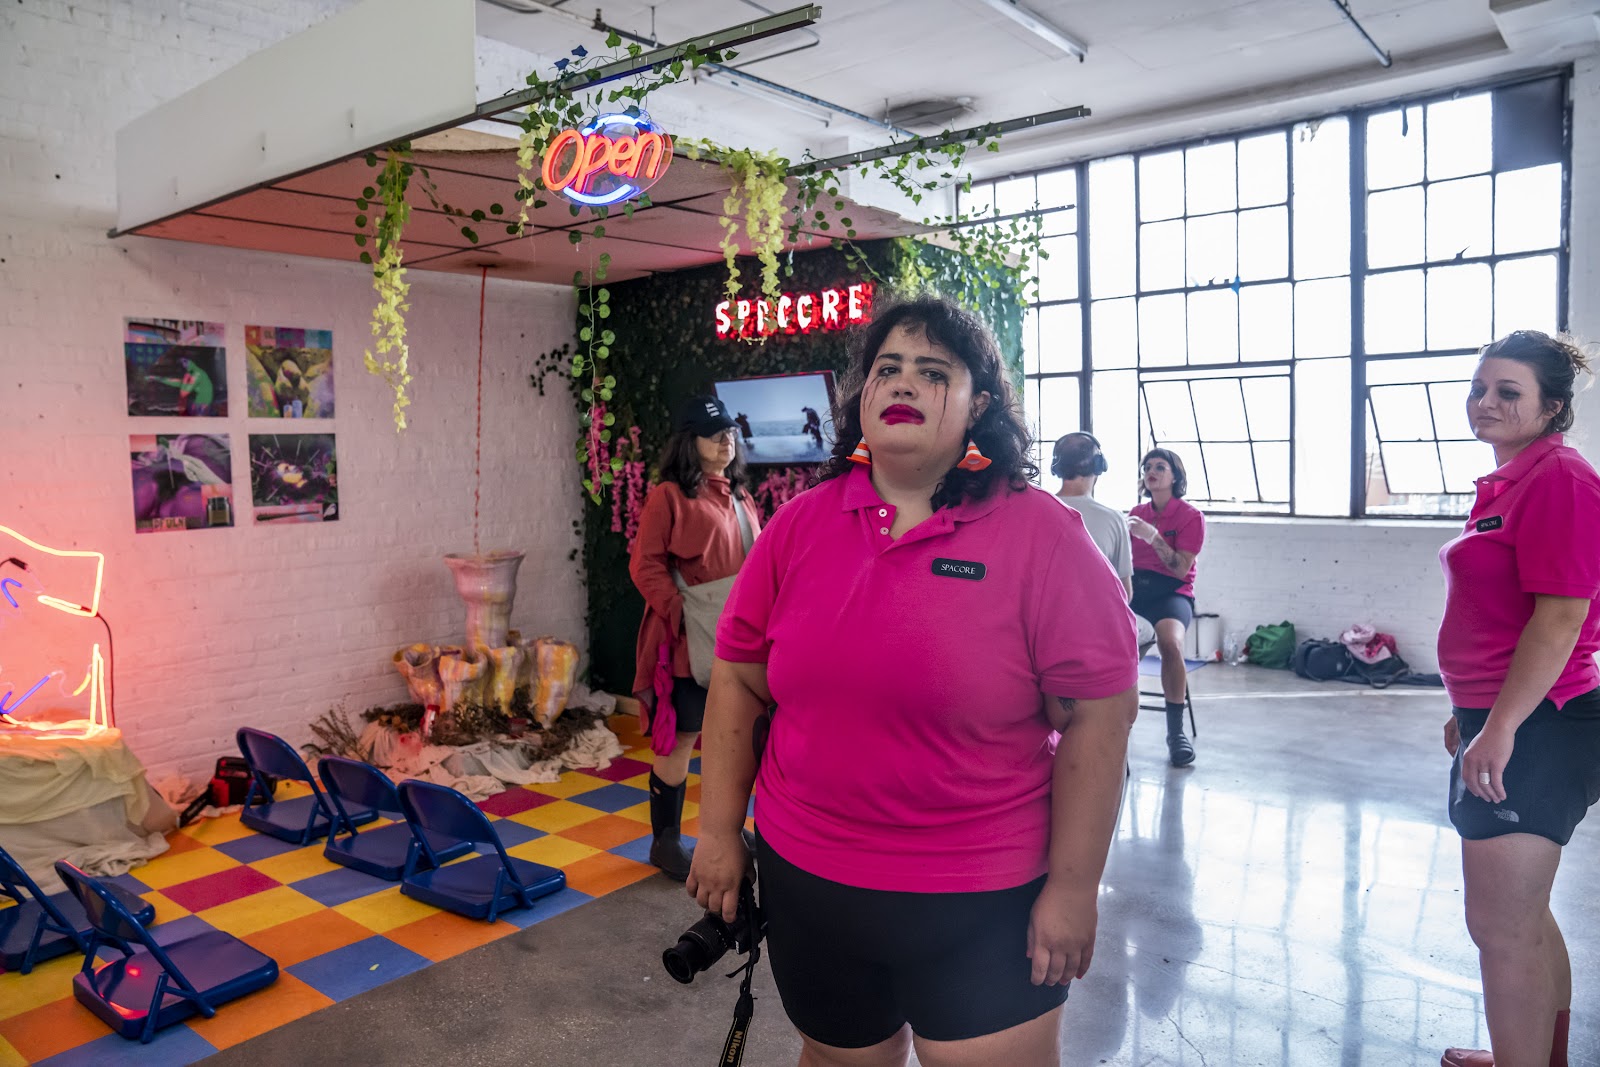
[1461,594,1589,803]
[1028,687,1137,986]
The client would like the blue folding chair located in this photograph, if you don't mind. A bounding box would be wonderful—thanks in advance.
[53,860,278,1043]
[0,845,154,974]
[235,727,374,845]
[318,757,472,881]
[397,780,566,922]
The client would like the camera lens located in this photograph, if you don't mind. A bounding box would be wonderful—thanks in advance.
[662,917,730,984]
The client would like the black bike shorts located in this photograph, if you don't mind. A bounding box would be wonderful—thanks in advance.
[755,835,1068,1048]
[1449,687,1600,847]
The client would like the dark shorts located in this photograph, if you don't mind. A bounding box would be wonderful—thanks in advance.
[653,677,707,735]
[755,836,1068,1048]
[1130,590,1194,630]
[1450,687,1600,846]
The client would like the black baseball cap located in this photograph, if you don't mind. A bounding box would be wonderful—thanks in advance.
[674,394,737,436]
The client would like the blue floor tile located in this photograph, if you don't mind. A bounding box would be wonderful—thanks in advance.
[501,887,594,929]
[35,1025,217,1067]
[611,834,695,865]
[689,756,701,774]
[289,865,396,908]
[565,782,650,813]
[488,819,547,849]
[288,935,430,1001]
[105,871,152,895]
[213,831,305,864]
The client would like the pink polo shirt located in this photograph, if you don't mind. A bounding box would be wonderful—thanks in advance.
[1438,433,1600,710]
[1129,497,1205,598]
[715,465,1138,893]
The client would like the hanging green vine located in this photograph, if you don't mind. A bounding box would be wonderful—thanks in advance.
[358,149,414,431]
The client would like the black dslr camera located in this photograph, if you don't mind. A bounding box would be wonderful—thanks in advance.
[662,877,765,985]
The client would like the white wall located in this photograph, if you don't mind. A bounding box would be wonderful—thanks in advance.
[1,1,584,784]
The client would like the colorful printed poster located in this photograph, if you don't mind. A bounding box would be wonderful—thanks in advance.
[248,434,339,524]
[245,324,334,418]
[130,434,235,533]
[124,319,227,417]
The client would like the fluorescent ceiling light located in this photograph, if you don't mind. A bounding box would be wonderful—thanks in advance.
[971,0,1088,60]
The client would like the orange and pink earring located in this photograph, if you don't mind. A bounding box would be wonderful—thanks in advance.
[956,439,992,472]
[848,440,873,465]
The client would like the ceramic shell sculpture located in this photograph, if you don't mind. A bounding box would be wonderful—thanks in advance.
[531,637,579,727]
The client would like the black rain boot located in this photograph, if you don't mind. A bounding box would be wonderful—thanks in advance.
[1165,702,1195,767]
[648,771,693,881]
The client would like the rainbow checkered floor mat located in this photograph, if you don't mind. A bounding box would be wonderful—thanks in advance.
[0,714,712,1065]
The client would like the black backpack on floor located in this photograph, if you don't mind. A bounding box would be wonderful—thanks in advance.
[1293,639,1356,681]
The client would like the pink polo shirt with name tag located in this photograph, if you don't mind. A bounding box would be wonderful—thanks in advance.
[1438,433,1600,710]
[716,465,1138,893]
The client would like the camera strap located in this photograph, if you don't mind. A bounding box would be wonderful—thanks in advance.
[717,902,761,1067]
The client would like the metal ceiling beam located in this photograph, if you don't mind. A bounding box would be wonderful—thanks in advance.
[969,0,1088,61]
[1328,0,1393,68]
[477,5,823,122]
[787,105,1091,176]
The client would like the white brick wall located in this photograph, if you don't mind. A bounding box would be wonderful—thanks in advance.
[1,1,584,784]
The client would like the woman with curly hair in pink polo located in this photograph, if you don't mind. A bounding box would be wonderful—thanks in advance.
[1439,331,1600,1067]
[689,296,1139,1067]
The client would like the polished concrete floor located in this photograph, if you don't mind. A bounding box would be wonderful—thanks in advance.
[201,666,1600,1066]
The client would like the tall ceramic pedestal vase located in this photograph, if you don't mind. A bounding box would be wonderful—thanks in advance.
[443,551,525,650]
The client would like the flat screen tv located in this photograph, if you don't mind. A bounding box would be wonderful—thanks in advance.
[714,371,836,465]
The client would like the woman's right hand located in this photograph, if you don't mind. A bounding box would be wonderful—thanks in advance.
[686,828,749,923]
[1443,715,1460,757]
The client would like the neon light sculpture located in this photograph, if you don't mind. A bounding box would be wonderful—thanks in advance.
[541,112,673,207]
[0,525,112,734]
[715,282,875,340]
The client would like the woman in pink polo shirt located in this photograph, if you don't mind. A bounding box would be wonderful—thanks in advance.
[1127,448,1204,767]
[688,297,1139,1067]
[1437,331,1600,1067]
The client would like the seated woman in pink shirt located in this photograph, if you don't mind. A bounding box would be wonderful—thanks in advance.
[1438,332,1600,1067]
[688,297,1139,1067]
[1126,448,1204,767]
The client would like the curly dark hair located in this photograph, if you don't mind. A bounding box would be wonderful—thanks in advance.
[1478,330,1593,436]
[657,428,750,499]
[1139,448,1188,499]
[817,297,1036,511]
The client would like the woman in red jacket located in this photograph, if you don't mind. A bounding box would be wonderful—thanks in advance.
[630,395,762,880]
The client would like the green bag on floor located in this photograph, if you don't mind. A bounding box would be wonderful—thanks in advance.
[1246,621,1297,668]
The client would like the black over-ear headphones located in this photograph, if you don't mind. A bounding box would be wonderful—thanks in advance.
[1051,432,1108,479]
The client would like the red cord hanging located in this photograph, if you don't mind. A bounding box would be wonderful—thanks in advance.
[474,266,487,557]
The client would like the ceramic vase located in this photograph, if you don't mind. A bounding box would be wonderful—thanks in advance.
[442,551,525,650]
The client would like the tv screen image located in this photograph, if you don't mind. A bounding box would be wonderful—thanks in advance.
[714,371,836,465]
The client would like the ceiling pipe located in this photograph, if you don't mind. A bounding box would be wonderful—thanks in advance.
[481,0,915,137]
[1327,0,1393,67]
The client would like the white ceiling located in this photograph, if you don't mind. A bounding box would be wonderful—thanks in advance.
[475,0,1600,177]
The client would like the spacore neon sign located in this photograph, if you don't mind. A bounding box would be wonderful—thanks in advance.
[0,524,112,734]
[715,282,875,340]
[541,111,673,208]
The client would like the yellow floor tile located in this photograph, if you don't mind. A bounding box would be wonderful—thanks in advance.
[0,954,82,1021]
[506,836,599,868]
[623,746,655,762]
[180,813,256,846]
[615,799,699,826]
[134,847,241,889]
[527,773,608,799]
[250,844,340,885]
[142,890,192,923]
[619,772,652,789]
[335,885,440,934]
[199,885,325,938]
[0,1033,25,1067]
[508,799,605,833]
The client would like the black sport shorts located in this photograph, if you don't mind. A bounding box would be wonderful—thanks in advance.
[1449,687,1600,847]
[653,677,707,735]
[755,835,1069,1049]
[1131,590,1194,630]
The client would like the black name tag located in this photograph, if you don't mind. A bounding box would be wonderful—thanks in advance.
[1476,516,1504,533]
[932,558,986,581]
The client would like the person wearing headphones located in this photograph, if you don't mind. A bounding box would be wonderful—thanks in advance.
[1052,433,1156,647]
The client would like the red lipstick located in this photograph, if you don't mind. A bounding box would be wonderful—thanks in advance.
[881,404,924,425]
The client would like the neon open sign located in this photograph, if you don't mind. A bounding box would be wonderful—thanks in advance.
[541,112,673,208]
[715,283,875,340]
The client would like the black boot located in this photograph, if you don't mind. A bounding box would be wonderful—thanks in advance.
[1165,703,1195,767]
[648,772,693,881]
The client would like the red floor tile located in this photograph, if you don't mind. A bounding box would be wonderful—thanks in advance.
[477,787,557,818]
[160,865,281,913]
[579,756,653,783]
